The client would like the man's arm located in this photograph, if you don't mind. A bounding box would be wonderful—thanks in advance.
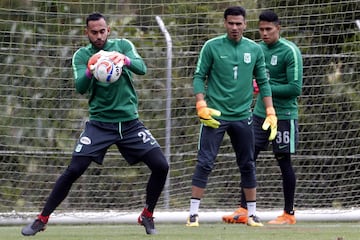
[193,43,221,128]
[119,39,147,75]
[72,49,93,94]
[271,47,303,98]
[262,96,274,109]
[193,42,212,95]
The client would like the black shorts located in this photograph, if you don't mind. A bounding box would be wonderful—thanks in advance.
[253,115,298,154]
[72,119,161,164]
[194,118,256,189]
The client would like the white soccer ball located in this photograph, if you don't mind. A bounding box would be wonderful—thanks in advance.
[93,57,123,83]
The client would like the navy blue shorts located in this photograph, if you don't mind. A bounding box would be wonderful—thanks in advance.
[193,118,256,189]
[253,115,298,154]
[72,119,161,164]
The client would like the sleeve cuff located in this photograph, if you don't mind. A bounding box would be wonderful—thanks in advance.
[124,56,131,66]
[85,68,93,79]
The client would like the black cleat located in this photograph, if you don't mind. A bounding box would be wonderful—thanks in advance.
[138,215,157,234]
[21,219,46,236]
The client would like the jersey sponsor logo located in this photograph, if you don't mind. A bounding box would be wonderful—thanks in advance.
[80,136,91,145]
[220,55,228,59]
[271,55,278,65]
[244,53,251,63]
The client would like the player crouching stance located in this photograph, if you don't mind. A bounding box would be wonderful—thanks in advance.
[21,12,169,236]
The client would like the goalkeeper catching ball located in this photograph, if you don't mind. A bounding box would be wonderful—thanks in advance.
[186,6,277,228]
[21,12,168,236]
[222,10,303,225]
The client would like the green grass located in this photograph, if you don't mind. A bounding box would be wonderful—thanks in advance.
[1,222,359,240]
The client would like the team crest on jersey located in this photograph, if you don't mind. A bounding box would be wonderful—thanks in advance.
[271,55,278,65]
[244,53,251,64]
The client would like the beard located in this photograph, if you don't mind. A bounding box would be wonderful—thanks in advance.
[90,38,106,49]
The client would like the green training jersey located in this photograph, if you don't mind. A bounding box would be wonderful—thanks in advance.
[72,39,147,122]
[193,34,271,121]
[254,38,303,120]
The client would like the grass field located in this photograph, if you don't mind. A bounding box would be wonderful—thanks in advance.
[1,222,359,240]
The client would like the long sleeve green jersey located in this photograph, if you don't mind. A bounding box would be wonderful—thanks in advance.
[72,39,146,122]
[253,38,303,120]
[193,35,271,121]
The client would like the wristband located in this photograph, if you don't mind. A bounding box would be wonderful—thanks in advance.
[85,68,93,79]
[124,56,131,66]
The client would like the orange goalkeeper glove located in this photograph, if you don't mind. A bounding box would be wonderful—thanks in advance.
[196,100,221,129]
[86,51,107,79]
[87,51,105,72]
[262,106,278,140]
[107,51,129,66]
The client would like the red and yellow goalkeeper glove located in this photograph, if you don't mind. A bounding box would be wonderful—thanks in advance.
[196,100,221,129]
[262,106,278,140]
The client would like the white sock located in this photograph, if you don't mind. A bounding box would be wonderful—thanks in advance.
[189,198,200,215]
[247,201,256,216]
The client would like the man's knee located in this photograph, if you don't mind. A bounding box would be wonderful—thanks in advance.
[191,163,212,188]
[143,148,169,176]
[239,163,257,188]
[65,156,92,180]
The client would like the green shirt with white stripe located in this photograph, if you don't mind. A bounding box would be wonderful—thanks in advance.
[72,39,147,122]
[254,38,303,120]
[193,34,271,121]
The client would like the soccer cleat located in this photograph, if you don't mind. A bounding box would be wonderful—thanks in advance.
[138,214,157,235]
[268,212,296,225]
[186,214,199,227]
[222,207,248,224]
[247,215,264,227]
[21,219,47,236]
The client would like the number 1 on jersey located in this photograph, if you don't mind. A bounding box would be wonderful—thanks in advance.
[233,66,238,80]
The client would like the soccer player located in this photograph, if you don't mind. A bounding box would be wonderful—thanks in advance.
[222,10,303,225]
[21,12,169,235]
[186,6,277,227]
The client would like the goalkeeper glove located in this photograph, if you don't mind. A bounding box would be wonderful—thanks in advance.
[196,100,221,129]
[107,51,130,66]
[87,51,105,71]
[86,51,105,78]
[262,106,278,140]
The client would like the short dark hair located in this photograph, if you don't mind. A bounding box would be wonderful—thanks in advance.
[224,6,246,19]
[86,12,106,26]
[259,10,280,24]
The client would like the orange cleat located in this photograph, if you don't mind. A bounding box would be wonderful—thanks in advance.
[268,212,296,225]
[222,207,248,224]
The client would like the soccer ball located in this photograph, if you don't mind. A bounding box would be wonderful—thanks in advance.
[93,56,123,83]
